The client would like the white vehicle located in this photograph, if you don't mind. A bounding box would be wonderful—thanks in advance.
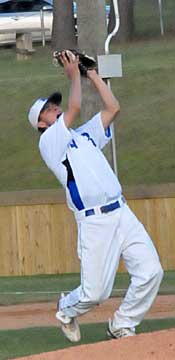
[0,1,110,45]
[0,0,53,45]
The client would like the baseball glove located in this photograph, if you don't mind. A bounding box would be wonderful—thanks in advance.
[53,49,97,76]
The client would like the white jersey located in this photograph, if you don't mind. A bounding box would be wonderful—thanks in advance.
[39,112,122,212]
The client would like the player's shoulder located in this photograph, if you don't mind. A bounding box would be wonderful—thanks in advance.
[75,112,101,132]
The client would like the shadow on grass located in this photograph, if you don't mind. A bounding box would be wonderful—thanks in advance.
[0,318,175,360]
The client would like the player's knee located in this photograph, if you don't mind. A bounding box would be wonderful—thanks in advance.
[148,262,164,287]
[139,261,163,288]
[154,263,164,284]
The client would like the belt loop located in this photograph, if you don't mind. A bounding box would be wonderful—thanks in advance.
[95,206,102,215]
[121,195,126,204]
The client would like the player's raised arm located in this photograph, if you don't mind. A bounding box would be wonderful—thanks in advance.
[59,51,81,128]
[28,50,81,133]
[87,69,120,129]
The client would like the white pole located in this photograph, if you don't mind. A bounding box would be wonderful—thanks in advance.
[105,0,120,175]
[40,8,46,47]
[105,1,120,54]
[158,0,164,36]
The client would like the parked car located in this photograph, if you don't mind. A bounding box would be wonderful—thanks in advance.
[0,0,110,46]
[0,0,53,45]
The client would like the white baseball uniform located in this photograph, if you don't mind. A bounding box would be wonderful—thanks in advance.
[39,112,163,330]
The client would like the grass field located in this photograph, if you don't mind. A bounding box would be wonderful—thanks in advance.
[0,37,175,191]
[0,3,174,359]
[0,271,175,359]
[1,318,175,360]
[134,0,175,38]
[0,1,175,191]
[0,271,174,305]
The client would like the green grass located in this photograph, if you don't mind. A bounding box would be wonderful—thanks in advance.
[111,37,175,185]
[1,38,175,190]
[134,0,175,38]
[0,1,175,191]
[0,46,65,191]
[0,273,80,305]
[0,270,174,305]
[0,318,175,360]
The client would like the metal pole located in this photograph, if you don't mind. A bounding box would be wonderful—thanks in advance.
[105,0,120,175]
[158,0,164,36]
[40,8,46,47]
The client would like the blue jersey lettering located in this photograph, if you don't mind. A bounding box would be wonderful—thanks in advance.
[70,139,78,149]
[81,132,96,147]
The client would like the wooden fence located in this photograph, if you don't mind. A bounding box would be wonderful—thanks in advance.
[0,184,175,276]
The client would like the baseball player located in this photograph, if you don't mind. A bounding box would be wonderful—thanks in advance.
[28,50,163,342]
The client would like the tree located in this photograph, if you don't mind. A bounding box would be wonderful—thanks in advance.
[108,0,134,42]
[76,0,115,166]
[52,0,77,50]
[77,0,107,120]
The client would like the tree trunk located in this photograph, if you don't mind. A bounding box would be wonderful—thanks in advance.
[77,0,114,166]
[52,0,77,50]
[108,0,134,42]
[77,0,107,125]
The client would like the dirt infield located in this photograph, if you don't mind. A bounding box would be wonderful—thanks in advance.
[0,295,175,330]
[1,295,175,360]
[12,329,175,360]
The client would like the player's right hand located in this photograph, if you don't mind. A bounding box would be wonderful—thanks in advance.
[59,50,80,79]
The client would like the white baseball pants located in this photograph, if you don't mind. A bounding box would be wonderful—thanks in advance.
[59,203,163,329]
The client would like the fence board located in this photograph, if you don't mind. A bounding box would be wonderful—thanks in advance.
[49,204,80,274]
[0,206,19,275]
[16,205,53,275]
[0,187,175,275]
[128,198,175,270]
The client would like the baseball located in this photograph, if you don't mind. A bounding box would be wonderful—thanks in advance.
[65,50,76,61]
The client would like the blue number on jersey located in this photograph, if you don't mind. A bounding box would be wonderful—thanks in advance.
[70,139,78,149]
[69,133,96,149]
[81,132,96,147]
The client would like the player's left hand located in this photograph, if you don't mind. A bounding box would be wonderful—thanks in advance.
[53,49,97,77]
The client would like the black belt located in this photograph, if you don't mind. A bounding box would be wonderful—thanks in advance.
[85,197,125,217]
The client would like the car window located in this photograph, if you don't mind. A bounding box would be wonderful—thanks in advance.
[0,0,52,13]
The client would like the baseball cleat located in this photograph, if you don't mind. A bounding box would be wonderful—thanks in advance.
[56,310,81,342]
[56,293,80,342]
[107,319,136,339]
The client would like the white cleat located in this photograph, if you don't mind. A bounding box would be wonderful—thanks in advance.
[107,319,136,339]
[56,311,81,342]
[56,293,81,342]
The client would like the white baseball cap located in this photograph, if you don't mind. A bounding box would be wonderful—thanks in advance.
[28,92,62,130]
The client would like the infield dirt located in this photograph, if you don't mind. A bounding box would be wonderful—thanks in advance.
[12,329,175,360]
[1,294,175,330]
[2,295,175,360]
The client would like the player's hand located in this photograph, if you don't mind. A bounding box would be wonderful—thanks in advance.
[53,49,97,77]
[87,69,99,82]
[59,50,80,79]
